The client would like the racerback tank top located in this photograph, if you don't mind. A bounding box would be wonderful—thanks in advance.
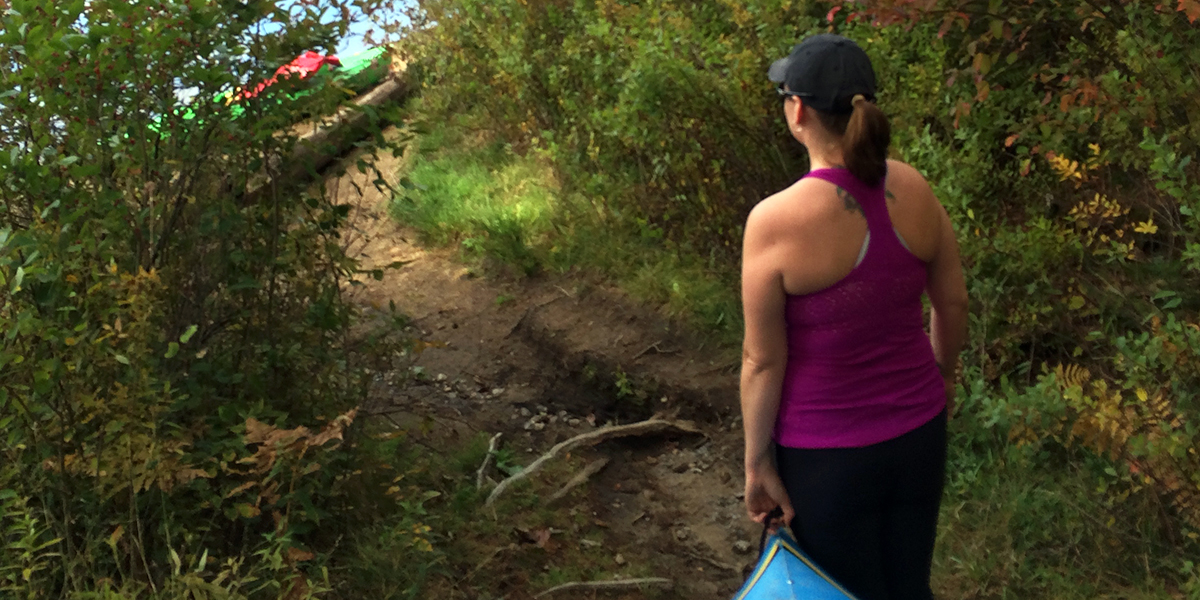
[774,168,945,449]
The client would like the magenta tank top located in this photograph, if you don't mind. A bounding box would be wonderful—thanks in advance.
[774,168,945,449]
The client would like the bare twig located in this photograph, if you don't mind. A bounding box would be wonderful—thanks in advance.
[485,418,702,507]
[534,578,673,598]
[632,341,663,361]
[684,549,740,573]
[547,457,610,505]
[476,432,503,490]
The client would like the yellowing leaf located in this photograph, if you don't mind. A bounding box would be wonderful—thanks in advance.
[1134,220,1158,234]
[1068,296,1086,310]
[108,525,125,548]
[1136,388,1148,402]
[235,503,261,518]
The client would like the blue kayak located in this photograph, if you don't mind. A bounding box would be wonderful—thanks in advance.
[733,528,860,600]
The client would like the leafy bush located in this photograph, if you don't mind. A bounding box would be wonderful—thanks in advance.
[0,0,418,597]
[405,0,1200,560]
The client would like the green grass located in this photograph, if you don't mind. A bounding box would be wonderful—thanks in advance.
[391,107,743,345]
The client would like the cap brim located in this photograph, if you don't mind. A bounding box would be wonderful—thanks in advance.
[767,56,791,83]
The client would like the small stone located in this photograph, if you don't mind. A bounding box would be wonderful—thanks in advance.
[673,528,690,542]
[645,456,659,465]
[519,407,532,417]
[614,553,626,566]
[733,540,752,555]
[548,415,558,424]
[532,422,546,431]
[523,422,535,431]
[558,410,568,418]
[536,405,548,413]
[568,418,581,427]
[491,388,505,397]
[436,373,448,382]
[672,463,689,474]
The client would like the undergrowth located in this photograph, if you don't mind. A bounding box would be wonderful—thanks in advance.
[388,107,1200,598]
[391,108,743,346]
[332,429,637,600]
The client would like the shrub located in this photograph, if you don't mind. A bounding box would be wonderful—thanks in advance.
[0,0,414,596]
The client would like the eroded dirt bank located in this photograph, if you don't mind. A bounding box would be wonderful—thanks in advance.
[329,134,760,599]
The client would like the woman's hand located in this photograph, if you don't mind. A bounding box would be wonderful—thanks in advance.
[744,462,795,531]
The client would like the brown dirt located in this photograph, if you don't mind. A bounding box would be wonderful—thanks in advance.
[326,131,760,599]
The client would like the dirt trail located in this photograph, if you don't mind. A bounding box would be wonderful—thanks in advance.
[328,132,759,599]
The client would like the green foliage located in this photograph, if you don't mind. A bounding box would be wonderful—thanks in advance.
[405,0,1200,590]
[392,112,742,338]
[0,0,420,597]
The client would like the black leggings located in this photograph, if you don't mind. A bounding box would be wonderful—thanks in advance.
[775,411,946,600]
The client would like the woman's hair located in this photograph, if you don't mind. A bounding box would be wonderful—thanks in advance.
[814,95,891,187]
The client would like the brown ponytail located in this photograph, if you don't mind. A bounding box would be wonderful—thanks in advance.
[815,95,892,187]
[843,95,890,186]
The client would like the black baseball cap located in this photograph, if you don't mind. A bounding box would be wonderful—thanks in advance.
[768,34,877,114]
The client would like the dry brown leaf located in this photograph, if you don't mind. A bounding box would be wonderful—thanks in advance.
[286,547,316,563]
[225,480,258,499]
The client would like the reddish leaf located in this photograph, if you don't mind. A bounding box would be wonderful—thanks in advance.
[937,13,955,38]
[827,6,843,23]
[1179,0,1200,23]
[1005,134,1020,148]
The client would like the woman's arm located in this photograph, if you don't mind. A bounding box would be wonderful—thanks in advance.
[740,200,795,525]
[925,201,969,409]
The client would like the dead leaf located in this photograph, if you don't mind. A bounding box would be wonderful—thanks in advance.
[533,527,551,547]
[225,480,258,499]
[286,547,316,563]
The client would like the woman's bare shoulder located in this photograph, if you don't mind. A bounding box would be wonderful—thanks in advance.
[745,178,839,245]
[886,160,932,188]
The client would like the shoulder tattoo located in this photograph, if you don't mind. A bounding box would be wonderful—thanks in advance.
[836,186,863,216]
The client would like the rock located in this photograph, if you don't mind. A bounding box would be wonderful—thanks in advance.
[672,463,689,474]
[567,418,581,427]
[548,415,558,424]
[491,387,505,397]
[673,527,690,542]
[614,553,626,566]
[532,422,546,431]
[519,407,532,417]
[436,373,448,382]
[733,540,752,555]
[523,422,535,431]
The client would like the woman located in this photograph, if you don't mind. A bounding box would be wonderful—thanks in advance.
[740,34,969,600]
